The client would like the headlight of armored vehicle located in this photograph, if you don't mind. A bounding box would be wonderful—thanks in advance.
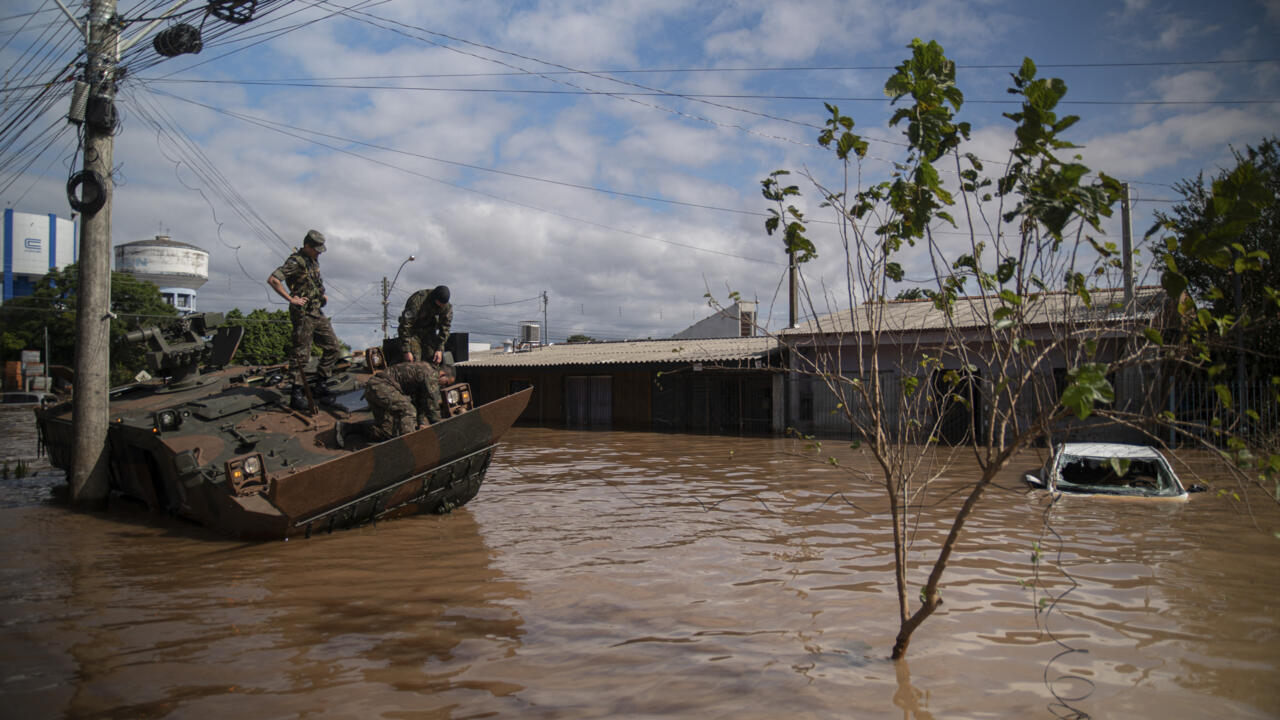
[446,388,460,405]
[154,409,182,432]
[225,452,268,496]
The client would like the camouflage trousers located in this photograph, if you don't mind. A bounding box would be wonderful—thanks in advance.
[421,373,443,424]
[289,307,342,378]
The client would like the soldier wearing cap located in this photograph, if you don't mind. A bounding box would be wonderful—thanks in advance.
[268,229,343,380]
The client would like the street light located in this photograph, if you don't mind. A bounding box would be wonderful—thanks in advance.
[381,255,416,338]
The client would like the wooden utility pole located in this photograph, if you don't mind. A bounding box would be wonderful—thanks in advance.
[69,0,119,507]
[64,0,198,504]
[381,276,390,337]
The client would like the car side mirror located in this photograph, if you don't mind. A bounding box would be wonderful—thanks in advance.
[1024,473,1046,489]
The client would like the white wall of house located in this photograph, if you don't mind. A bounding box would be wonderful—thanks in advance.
[673,300,757,339]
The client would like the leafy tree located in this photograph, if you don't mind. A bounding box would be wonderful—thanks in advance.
[894,288,927,301]
[224,308,293,365]
[0,263,176,385]
[1151,137,1280,381]
[566,333,598,343]
[757,39,1278,663]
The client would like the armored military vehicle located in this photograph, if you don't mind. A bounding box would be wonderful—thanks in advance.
[34,313,530,540]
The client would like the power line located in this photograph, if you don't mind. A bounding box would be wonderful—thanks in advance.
[140,85,771,219]
[135,77,1280,106]
[312,1,821,147]
[230,6,1217,192]
[162,57,1280,82]
[126,4,1202,205]
[144,87,783,266]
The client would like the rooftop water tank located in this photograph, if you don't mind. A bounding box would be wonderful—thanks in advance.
[519,321,541,348]
[114,235,209,313]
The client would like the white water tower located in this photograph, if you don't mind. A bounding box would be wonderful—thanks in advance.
[114,235,209,313]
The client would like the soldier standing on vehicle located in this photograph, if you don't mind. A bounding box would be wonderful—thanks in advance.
[398,285,452,364]
[267,230,343,382]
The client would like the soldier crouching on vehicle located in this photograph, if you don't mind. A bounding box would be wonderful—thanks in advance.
[267,230,343,385]
[363,361,444,441]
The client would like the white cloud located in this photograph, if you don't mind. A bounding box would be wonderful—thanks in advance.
[704,0,887,63]
[1079,108,1276,178]
[1151,71,1224,102]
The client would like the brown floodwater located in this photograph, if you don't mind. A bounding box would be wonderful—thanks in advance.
[1,407,1278,719]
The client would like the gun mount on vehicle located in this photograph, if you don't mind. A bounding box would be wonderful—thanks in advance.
[124,312,245,389]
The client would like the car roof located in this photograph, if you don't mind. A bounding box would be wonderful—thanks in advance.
[1058,442,1165,460]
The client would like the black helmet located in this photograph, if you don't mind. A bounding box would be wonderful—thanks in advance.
[429,285,450,304]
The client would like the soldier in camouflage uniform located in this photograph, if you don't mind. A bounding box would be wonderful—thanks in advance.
[267,230,343,380]
[363,361,443,441]
[396,285,451,414]
[397,285,452,364]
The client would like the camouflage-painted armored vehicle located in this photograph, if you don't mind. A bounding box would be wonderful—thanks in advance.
[35,313,530,540]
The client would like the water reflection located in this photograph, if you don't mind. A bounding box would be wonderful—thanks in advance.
[0,499,526,718]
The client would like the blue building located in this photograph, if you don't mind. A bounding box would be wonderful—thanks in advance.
[2,210,78,301]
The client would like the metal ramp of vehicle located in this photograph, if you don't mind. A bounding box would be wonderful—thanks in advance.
[294,444,497,537]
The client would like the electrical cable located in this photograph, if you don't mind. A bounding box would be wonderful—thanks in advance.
[143,86,783,266]
[134,76,1280,106]
[181,56,1280,82]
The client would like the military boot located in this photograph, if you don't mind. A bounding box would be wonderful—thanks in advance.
[290,385,310,412]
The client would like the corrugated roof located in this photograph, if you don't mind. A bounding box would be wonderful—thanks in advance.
[460,336,779,368]
[781,286,1168,336]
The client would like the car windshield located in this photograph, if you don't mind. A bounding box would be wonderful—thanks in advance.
[1055,453,1182,497]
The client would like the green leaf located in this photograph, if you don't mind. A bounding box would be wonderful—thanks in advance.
[1061,363,1114,419]
[1214,384,1233,408]
[1108,457,1131,477]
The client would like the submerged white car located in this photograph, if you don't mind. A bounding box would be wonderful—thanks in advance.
[1024,443,1202,499]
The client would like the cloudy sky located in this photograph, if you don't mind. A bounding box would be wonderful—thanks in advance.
[2,0,1277,349]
